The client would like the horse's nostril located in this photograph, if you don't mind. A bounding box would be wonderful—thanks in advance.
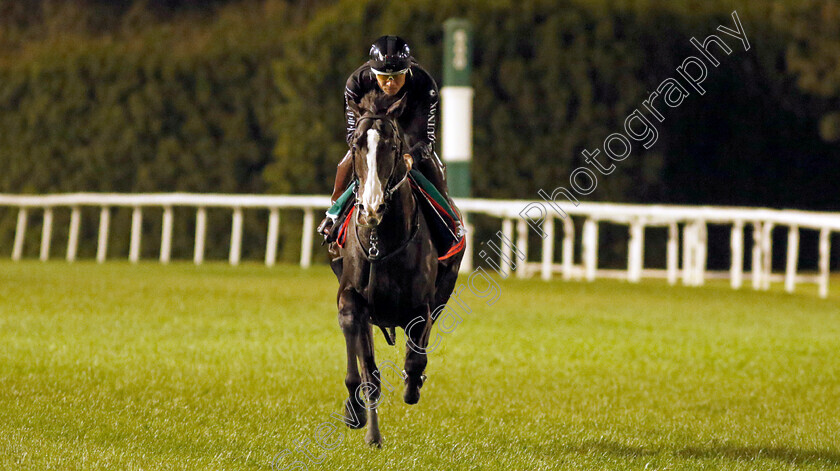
[362,206,383,226]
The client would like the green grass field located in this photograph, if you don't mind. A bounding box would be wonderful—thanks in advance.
[1,261,839,470]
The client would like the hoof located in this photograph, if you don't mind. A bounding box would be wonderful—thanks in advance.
[403,374,425,405]
[344,398,367,429]
[365,433,383,448]
[403,387,420,405]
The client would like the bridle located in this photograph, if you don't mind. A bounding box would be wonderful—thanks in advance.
[352,114,411,211]
[351,114,418,262]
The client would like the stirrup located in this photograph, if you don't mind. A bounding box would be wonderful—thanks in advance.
[317,217,335,244]
[317,216,334,235]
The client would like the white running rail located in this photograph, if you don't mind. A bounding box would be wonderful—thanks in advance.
[1,193,837,298]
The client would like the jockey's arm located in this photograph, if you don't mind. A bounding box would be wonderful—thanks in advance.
[344,74,363,145]
[404,82,439,163]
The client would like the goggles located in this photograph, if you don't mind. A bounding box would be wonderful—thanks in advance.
[371,68,409,81]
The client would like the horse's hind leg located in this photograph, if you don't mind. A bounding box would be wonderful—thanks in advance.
[338,290,366,429]
[403,305,431,405]
[358,323,382,446]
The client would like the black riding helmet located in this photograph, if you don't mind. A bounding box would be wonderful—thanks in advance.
[369,35,411,75]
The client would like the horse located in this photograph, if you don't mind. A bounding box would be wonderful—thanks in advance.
[329,91,463,446]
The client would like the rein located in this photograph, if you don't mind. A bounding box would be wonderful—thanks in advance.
[354,200,420,263]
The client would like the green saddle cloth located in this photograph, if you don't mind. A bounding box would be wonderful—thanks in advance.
[325,170,459,224]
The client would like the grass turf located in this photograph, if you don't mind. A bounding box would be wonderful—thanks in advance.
[0,261,839,470]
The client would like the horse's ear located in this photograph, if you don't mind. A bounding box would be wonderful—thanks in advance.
[386,95,407,118]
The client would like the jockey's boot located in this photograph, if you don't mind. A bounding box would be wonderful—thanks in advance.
[319,150,354,241]
[316,217,334,239]
[416,153,462,234]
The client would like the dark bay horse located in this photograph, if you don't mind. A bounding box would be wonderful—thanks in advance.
[329,92,463,446]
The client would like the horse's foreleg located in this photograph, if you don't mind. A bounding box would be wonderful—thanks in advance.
[403,305,431,405]
[338,290,366,430]
[358,322,382,447]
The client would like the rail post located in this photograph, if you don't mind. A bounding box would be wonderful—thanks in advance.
[541,215,555,281]
[785,225,799,293]
[694,221,707,286]
[96,207,110,263]
[583,219,598,281]
[40,208,53,262]
[67,207,80,262]
[761,222,774,290]
[818,228,830,298]
[300,208,314,269]
[751,222,763,290]
[562,217,575,280]
[12,207,27,261]
[230,207,243,266]
[682,222,695,285]
[266,208,280,267]
[730,221,744,289]
[129,206,142,263]
[499,218,514,278]
[160,206,173,264]
[628,220,644,283]
[194,207,207,265]
[667,222,679,285]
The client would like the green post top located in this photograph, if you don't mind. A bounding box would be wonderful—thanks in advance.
[443,18,473,87]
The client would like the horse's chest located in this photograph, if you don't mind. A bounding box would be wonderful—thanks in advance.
[366,274,411,308]
[361,264,430,317]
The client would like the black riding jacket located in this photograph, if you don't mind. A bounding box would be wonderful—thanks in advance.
[344,59,439,163]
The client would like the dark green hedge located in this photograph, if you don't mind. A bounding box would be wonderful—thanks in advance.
[0,5,291,261]
[266,0,839,268]
[1,0,838,268]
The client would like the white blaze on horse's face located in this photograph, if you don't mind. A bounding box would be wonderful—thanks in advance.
[362,128,384,218]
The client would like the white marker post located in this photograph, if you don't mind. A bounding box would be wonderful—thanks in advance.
[443,19,473,274]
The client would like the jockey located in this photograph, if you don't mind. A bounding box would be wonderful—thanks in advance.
[318,35,458,241]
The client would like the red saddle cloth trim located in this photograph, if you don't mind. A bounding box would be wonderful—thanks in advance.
[438,234,466,261]
[409,180,465,261]
[335,187,465,262]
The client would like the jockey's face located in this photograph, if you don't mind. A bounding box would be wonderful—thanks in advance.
[375,73,406,96]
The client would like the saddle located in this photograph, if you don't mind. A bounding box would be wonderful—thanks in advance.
[331,170,464,262]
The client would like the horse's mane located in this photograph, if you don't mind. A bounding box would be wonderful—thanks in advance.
[358,91,398,116]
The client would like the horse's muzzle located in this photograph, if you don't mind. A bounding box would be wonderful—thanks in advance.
[359,206,385,227]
